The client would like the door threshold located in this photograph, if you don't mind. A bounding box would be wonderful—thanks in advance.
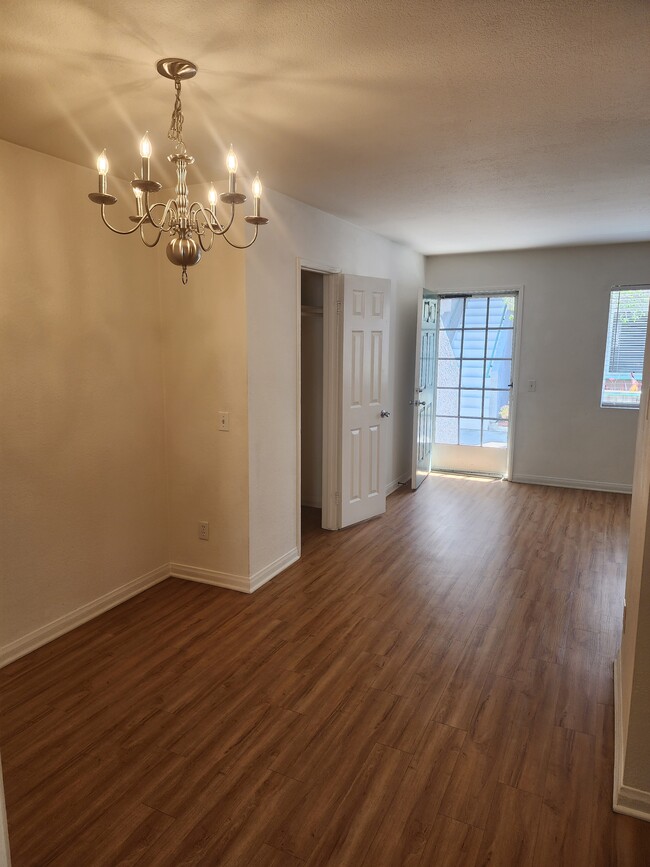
[430,469,504,481]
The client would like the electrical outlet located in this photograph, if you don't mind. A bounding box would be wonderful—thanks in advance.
[218,411,229,431]
[198,521,209,541]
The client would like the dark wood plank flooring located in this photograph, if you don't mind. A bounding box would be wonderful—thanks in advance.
[2,476,650,865]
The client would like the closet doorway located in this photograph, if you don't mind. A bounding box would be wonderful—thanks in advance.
[300,270,325,528]
[298,263,341,545]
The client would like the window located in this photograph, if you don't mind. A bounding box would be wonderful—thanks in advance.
[601,286,650,408]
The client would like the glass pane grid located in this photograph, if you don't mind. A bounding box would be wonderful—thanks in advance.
[434,294,514,448]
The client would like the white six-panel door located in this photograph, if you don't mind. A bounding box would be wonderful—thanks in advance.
[340,275,391,528]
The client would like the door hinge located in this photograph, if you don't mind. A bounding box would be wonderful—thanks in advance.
[334,491,341,504]
[336,300,342,314]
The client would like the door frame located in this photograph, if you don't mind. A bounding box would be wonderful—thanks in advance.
[428,284,524,480]
[412,288,437,489]
[296,258,343,554]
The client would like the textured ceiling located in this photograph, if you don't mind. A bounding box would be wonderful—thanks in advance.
[2,0,649,254]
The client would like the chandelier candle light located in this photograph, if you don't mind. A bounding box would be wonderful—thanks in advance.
[88,58,268,284]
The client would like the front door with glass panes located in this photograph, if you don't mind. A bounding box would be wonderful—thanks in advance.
[432,292,517,476]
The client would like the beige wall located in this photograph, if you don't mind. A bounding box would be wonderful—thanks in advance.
[427,243,650,490]
[0,145,423,652]
[0,140,169,658]
[160,184,249,580]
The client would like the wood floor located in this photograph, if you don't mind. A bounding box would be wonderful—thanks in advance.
[1,476,650,866]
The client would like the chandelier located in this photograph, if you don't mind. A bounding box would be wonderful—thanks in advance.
[88,58,268,284]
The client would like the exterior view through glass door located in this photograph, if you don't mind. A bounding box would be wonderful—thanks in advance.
[432,292,517,476]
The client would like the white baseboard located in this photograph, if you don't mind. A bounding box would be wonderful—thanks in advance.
[0,563,169,668]
[613,654,650,822]
[169,562,251,593]
[1,547,301,669]
[512,474,632,495]
[171,548,299,595]
[386,472,411,496]
[250,547,299,593]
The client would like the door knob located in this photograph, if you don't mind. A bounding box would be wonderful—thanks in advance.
[380,410,391,418]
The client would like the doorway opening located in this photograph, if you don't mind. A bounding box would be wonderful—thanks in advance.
[300,269,325,538]
[412,287,522,484]
[297,261,342,550]
[297,265,392,551]
[432,290,520,477]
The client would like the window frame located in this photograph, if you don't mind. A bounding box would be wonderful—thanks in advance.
[600,285,650,411]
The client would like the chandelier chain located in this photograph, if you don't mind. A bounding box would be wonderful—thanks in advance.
[168,78,185,148]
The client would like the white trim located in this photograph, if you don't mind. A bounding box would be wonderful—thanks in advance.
[169,562,250,593]
[1,547,303,668]
[249,547,300,593]
[512,474,632,494]
[322,272,343,531]
[613,655,650,822]
[507,286,524,481]
[297,258,342,276]
[296,259,304,557]
[614,652,626,802]
[386,472,411,496]
[0,563,169,668]
[0,756,9,867]
[172,548,299,595]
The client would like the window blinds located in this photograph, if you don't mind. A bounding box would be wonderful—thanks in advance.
[601,286,650,408]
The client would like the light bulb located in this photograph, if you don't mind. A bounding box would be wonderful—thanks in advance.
[140,132,152,159]
[208,183,217,207]
[97,150,109,176]
[252,172,262,199]
[226,145,238,174]
[132,174,143,199]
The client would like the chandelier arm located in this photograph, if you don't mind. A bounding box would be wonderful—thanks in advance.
[214,203,237,236]
[222,225,260,250]
[100,206,148,235]
[139,223,164,248]
[197,229,215,253]
[144,196,175,232]
[190,203,218,234]
[190,202,236,237]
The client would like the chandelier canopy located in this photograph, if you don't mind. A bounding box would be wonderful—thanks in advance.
[88,58,268,284]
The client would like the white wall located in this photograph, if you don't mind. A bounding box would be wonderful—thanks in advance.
[617,333,650,809]
[427,243,650,490]
[246,189,424,577]
[0,140,169,662]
